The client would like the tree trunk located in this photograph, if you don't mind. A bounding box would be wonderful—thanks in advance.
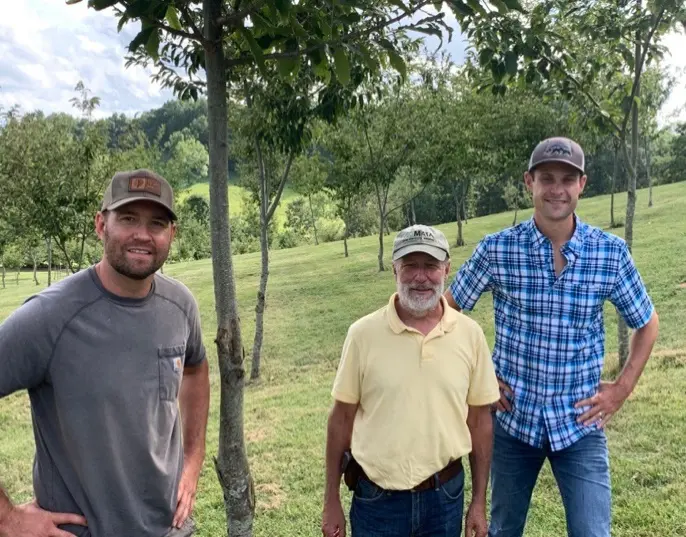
[308,194,319,245]
[453,182,464,247]
[1,264,5,289]
[32,253,39,286]
[461,183,468,224]
[410,197,417,225]
[375,185,386,271]
[512,207,519,227]
[46,237,52,287]
[16,269,20,285]
[645,135,653,207]
[610,143,619,228]
[250,141,269,383]
[619,11,643,370]
[343,212,350,258]
[204,1,254,535]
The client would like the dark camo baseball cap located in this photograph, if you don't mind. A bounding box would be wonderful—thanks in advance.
[101,169,177,220]
[528,137,585,174]
[392,225,450,262]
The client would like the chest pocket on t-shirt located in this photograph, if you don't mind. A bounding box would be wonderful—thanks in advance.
[158,344,186,401]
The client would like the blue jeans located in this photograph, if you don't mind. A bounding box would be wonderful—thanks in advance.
[350,470,465,537]
[489,419,611,537]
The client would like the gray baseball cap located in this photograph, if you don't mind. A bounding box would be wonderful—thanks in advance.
[101,169,177,220]
[392,225,450,262]
[528,137,585,174]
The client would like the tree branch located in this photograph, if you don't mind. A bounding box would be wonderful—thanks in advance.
[226,0,435,68]
[266,152,295,222]
[178,4,205,43]
[619,6,667,137]
[218,0,269,30]
[386,180,429,217]
[149,20,200,42]
[541,52,623,136]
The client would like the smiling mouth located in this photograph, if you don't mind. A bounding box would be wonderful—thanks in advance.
[128,248,153,255]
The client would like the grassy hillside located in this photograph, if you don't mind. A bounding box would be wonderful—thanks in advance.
[178,181,300,228]
[1,182,685,536]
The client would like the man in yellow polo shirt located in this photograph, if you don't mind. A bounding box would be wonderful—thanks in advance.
[321,225,500,537]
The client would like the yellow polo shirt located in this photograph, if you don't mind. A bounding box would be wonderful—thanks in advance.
[332,293,499,490]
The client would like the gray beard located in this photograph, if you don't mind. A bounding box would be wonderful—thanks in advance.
[397,280,444,318]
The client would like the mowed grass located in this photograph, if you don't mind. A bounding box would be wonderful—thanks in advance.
[178,181,299,229]
[2,182,686,536]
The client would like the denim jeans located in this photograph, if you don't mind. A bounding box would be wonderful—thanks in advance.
[489,419,611,537]
[350,470,465,537]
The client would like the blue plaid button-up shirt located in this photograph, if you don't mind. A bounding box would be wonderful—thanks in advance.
[450,216,654,451]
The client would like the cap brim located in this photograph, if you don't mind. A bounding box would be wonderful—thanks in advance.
[392,244,448,262]
[104,196,177,221]
[529,158,584,174]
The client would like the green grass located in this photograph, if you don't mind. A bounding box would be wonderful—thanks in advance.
[178,181,299,228]
[2,182,686,536]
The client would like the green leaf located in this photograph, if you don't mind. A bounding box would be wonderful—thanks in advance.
[501,0,525,12]
[313,56,331,84]
[490,0,509,13]
[65,0,83,4]
[505,50,518,75]
[387,49,407,80]
[388,0,410,13]
[274,0,292,17]
[277,57,298,78]
[145,29,160,61]
[128,26,154,53]
[290,18,308,38]
[320,19,332,40]
[465,0,487,17]
[333,47,351,86]
[165,7,182,31]
[238,27,268,77]
[117,14,130,33]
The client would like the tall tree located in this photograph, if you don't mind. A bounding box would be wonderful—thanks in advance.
[465,0,686,367]
[73,0,498,534]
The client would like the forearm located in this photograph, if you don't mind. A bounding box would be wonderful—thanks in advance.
[180,361,210,472]
[0,486,12,528]
[443,289,461,311]
[324,407,355,504]
[467,406,493,504]
[617,312,659,394]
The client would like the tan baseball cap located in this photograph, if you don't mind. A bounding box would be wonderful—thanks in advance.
[392,225,450,262]
[101,169,177,220]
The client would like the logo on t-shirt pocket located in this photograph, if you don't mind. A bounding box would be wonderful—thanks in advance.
[158,344,186,401]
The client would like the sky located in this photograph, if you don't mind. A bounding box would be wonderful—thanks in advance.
[0,1,684,125]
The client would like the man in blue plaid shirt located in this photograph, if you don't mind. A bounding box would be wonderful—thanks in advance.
[445,137,659,537]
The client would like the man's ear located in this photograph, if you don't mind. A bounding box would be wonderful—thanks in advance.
[95,212,106,241]
[579,174,588,194]
[524,171,534,192]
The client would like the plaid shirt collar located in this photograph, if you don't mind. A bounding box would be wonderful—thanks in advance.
[526,214,586,265]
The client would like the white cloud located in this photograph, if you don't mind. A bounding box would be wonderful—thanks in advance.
[0,0,174,117]
[0,1,684,124]
[657,30,686,127]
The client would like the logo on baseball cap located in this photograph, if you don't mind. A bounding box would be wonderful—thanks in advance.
[392,225,450,262]
[101,169,177,220]
[528,137,585,174]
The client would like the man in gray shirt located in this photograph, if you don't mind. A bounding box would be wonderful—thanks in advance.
[0,169,210,537]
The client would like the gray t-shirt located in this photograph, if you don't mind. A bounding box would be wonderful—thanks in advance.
[0,267,206,537]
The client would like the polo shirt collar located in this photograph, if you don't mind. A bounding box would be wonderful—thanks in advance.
[386,293,459,335]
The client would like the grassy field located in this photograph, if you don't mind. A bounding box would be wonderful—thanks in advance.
[1,182,686,536]
[178,181,299,229]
